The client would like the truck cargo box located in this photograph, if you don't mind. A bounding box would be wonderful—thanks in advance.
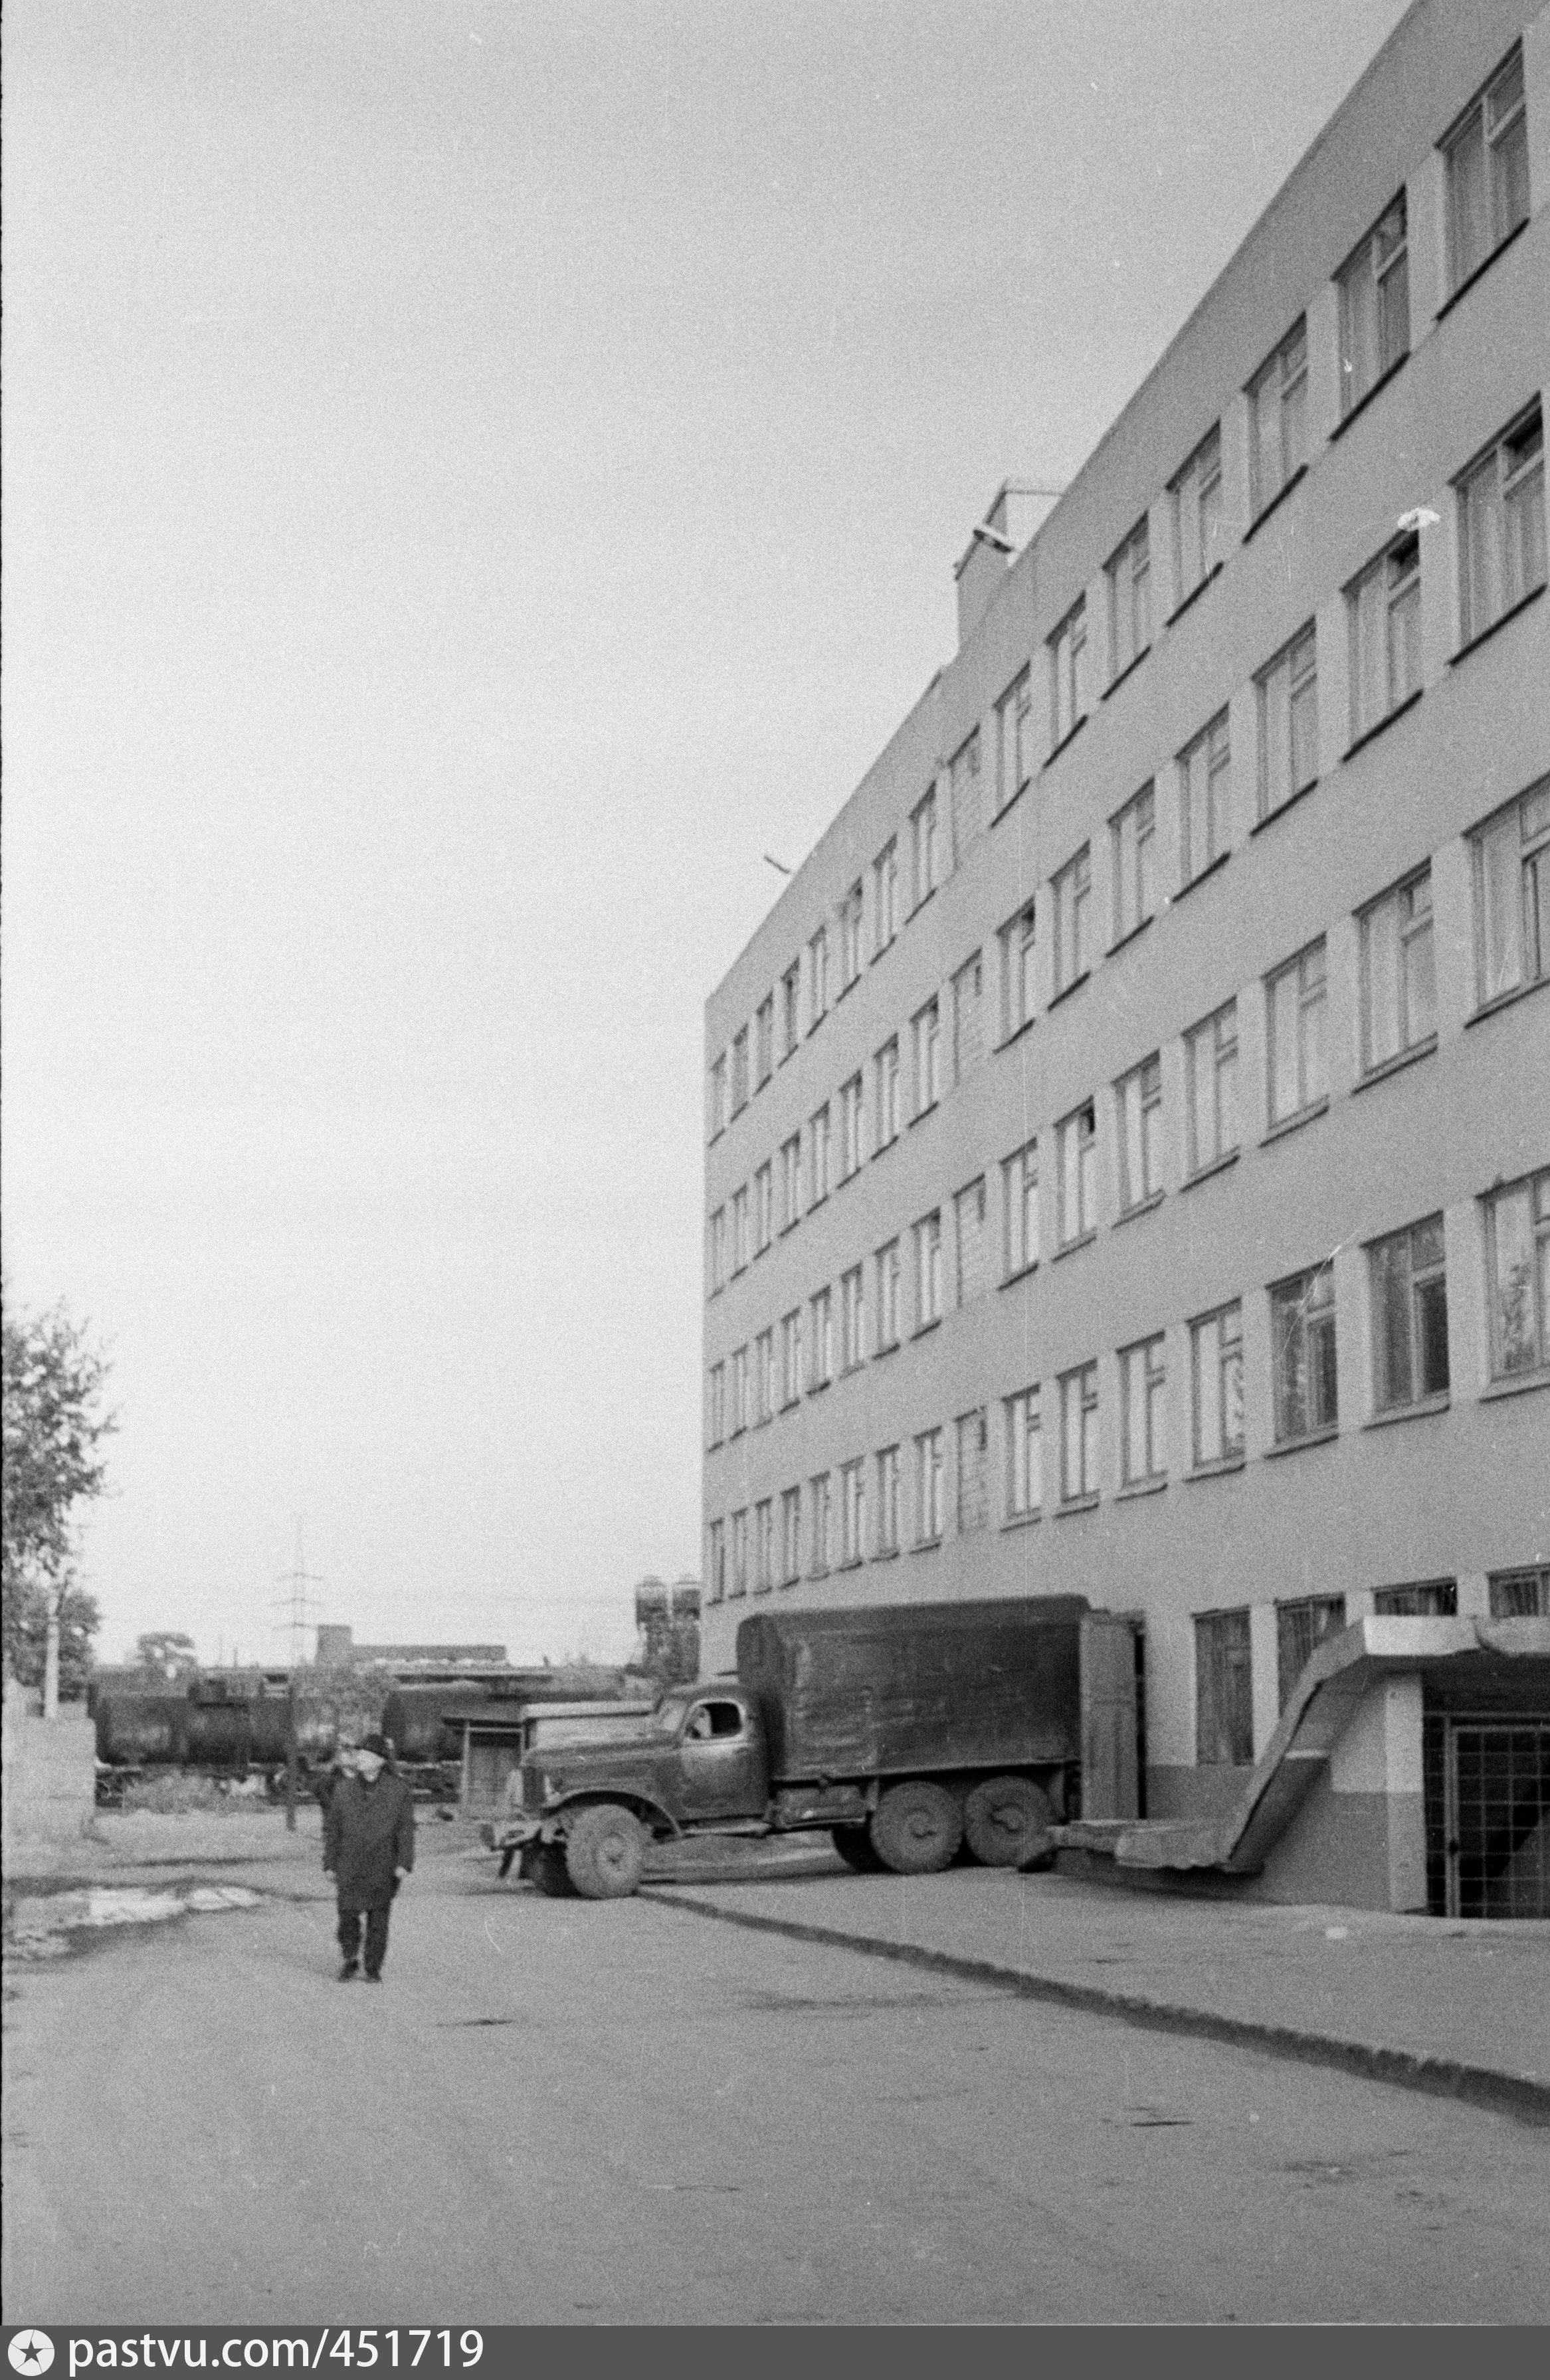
[735,1597,1088,1783]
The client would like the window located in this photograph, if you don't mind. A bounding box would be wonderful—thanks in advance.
[840,1264,866,1372]
[1115,1054,1163,1213]
[1107,516,1151,680]
[707,1362,725,1448]
[1195,1610,1252,1766]
[753,1161,773,1254]
[779,1133,803,1231]
[1185,1000,1238,1174]
[949,728,983,862]
[840,1460,866,1565]
[755,995,774,1088]
[839,1073,864,1181]
[1271,1264,1338,1442]
[1005,1388,1042,1520]
[912,785,941,906]
[1179,710,1230,886]
[1374,1579,1456,1618]
[1370,1214,1450,1415]
[753,1328,775,1425]
[1059,1363,1099,1504]
[1266,938,1327,1126]
[874,839,899,953]
[876,1239,902,1352]
[753,1500,774,1595]
[876,1446,901,1555]
[1171,425,1223,607]
[809,1472,833,1577]
[709,1054,727,1139]
[781,963,801,1058]
[730,1510,748,1600]
[1359,868,1435,1072]
[708,1207,726,1295]
[731,1185,750,1274]
[914,1429,945,1543]
[1057,1102,1097,1246]
[731,1028,749,1116]
[808,927,829,1029]
[1484,1169,1550,1379]
[913,998,941,1116]
[1257,621,1319,821]
[1443,45,1529,294]
[955,1176,988,1306]
[956,1409,989,1532]
[1337,193,1408,415]
[999,900,1037,1037]
[706,1518,726,1605]
[1120,1336,1167,1485]
[995,667,1032,814]
[1471,777,1550,1005]
[915,1211,943,1328]
[1052,844,1092,994]
[808,1104,830,1206]
[779,1487,802,1585]
[1049,598,1088,749]
[729,1346,748,1437]
[1247,318,1308,519]
[875,1037,901,1148]
[780,1308,803,1409]
[1458,405,1545,643]
[1003,1139,1039,1277]
[952,951,984,1082]
[1111,784,1155,943]
[809,1287,833,1390]
[1347,534,1421,742]
[1190,1303,1244,1469]
[1276,1595,1346,1709]
[840,882,864,991]
[1490,1567,1550,1619]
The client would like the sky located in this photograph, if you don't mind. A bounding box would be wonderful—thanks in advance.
[3,0,1413,1668]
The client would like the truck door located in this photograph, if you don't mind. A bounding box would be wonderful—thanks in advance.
[678,1696,764,1821]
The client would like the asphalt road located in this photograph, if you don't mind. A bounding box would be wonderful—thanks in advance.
[5,1841,1549,2326]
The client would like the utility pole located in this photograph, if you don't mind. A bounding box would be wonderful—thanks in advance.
[273,1520,323,1833]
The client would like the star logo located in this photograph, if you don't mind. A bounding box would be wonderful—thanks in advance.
[9,2337,55,2376]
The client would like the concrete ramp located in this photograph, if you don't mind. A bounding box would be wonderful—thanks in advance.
[1057,1616,1550,1878]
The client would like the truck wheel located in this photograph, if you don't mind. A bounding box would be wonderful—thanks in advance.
[532,1842,577,1897]
[831,1825,886,1873]
[563,1803,647,1900]
[870,1781,962,1875]
[963,1776,1052,1868]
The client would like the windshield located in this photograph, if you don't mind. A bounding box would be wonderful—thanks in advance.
[649,1691,696,1737]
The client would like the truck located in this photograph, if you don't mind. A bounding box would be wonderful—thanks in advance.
[484,1595,1118,1899]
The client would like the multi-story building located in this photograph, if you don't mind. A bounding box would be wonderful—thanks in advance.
[702,0,1550,1912]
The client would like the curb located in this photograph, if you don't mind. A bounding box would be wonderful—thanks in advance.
[641,1886,1550,2129]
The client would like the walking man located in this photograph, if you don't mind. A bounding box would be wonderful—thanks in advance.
[323,1732,415,1982]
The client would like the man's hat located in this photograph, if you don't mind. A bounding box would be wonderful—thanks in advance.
[361,1732,390,1759]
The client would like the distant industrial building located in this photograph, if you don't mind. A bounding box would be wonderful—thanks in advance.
[314,1626,508,1670]
[700,0,1549,1912]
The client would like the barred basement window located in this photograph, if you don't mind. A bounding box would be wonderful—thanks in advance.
[1276,1594,1346,1710]
[1195,1608,1252,1767]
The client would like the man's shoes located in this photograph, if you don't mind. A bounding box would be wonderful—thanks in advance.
[338,1959,359,1982]
[363,1970,383,1983]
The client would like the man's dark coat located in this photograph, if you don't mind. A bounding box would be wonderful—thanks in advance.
[324,1771,416,1910]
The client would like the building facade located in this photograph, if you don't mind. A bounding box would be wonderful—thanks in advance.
[702,0,1550,1906]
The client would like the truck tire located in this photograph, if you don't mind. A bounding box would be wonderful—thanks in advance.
[563,1803,647,1900]
[831,1824,886,1873]
[870,1781,962,1875]
[532,1842,577,1897]
[963,1775,1052,1868]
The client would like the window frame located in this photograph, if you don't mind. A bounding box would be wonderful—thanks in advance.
[1115,1053,1163,1215]
[1255,620,1319,823]
[1246,316,1308,522]
[1469,777,1550,1009]
[1178,709,1231,888]
[1442,44,1529,296]
[1195,1608,1253,1767]
[912,784,941,908]
[876,1445,901,1556]
[1270,1262,1339,1444]
[1265,938,1328,1129]
[873,838,899,955]
[1368,1212,1450,1415]
[1346,533,1421,744]
[1184,999,1239,1177]
[875,1237,902,1353]
[1358,864,1436,1074]
[1456,403,1545,646]
[1336,191,1409,417]
[1189,1301,1244,1471]
[914,1427,945,1545]
[1058,1361,1100,1505]
[1003,1137,1040,1278]
[1170,423,1223,609]
[1048,597,1089,751]
[1483,1167,1550,1381]
[995,666,1032,815]
[1106,514,1151,682]
[1005,1386,1042,1521]
[914,1209,943,1328]
[1051,843,1092,995]
[1110,782,1156,945]
[1056,1100,1098,1247]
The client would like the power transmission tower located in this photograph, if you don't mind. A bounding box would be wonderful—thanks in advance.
[273,1520,324,1833]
